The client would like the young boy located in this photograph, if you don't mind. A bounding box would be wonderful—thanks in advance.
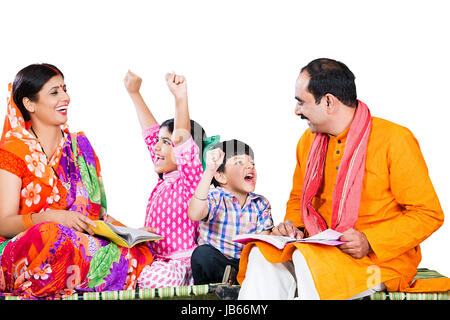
[188,139,274,286]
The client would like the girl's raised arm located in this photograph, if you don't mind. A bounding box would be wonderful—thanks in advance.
[124,70,158,130]
[165,72,191,147]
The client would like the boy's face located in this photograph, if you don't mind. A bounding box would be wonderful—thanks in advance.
[220,154,257,194]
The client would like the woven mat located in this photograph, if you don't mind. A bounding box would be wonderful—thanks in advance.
[368,268,449,300]
[0,284,219,301]
[1,268,448,300]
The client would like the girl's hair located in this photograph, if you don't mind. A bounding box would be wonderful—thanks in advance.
[158,118,207,179]
[12,63,64,122]
[210,139,254,187]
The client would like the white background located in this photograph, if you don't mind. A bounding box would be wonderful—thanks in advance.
[1,1,449,275]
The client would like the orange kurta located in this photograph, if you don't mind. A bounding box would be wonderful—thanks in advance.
[237,117,448,299]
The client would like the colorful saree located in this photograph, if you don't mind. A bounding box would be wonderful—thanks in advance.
[0,83,153,299]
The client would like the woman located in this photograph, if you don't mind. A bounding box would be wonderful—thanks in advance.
[0,64,153,299]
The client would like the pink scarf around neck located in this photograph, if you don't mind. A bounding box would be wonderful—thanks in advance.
[300,100,372,235]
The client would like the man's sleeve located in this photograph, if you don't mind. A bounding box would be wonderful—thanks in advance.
[363,128,444,262]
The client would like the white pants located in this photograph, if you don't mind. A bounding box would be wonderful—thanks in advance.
[238,247,385,300]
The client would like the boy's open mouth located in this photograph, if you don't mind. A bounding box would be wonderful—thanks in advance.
[244,173,254,182]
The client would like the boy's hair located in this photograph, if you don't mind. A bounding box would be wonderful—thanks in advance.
[211,139,254,187]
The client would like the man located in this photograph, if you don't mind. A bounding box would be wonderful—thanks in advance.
[237,58,446,300]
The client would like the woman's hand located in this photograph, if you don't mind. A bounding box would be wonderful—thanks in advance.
[165,72,187,102]
[45,210,97,235]
[124,70,142,95]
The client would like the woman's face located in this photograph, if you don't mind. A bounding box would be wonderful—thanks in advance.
[25,75,70,126]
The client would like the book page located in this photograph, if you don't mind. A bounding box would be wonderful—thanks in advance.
[91,221,163,248]
[298,229,344,245]
[233,229,344,249]
[233,234,295,250]
[107,224,163,244]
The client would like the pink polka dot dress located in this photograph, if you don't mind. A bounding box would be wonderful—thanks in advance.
[137,124,203,288]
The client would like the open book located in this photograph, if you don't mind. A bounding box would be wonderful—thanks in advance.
[232,228,344,250]
[91,220,163,248]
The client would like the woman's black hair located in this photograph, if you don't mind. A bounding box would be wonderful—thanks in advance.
[158,118,207,179]
[301,58,357,107]
[12,63,64,121]
[210,139,254,187]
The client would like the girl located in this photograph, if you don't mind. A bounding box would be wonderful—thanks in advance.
[124,70,213,288]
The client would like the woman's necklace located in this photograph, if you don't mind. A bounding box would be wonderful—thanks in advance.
[30,126,71,191]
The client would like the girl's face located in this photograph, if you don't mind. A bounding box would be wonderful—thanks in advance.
[153,126,177,174]
[25,75,70,126]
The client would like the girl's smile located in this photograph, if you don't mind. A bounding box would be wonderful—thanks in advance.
[152,126,177,174]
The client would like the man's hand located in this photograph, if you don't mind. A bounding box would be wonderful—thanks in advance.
[271,220,304,240]
[338,228,372,259]
[165,72,187,101]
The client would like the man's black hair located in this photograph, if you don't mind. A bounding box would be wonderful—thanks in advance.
[301,58,357,107]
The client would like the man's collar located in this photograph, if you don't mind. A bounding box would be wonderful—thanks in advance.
[328,125,350,141]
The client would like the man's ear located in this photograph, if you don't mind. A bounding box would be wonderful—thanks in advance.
[323,94,338,115]
[214,171,227,186]
[22,97,35,114]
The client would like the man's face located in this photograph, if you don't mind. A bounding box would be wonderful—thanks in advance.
[294,71,329,133]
